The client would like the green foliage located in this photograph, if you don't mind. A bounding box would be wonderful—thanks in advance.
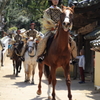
[9,26,17,31]
[3,0,69,31]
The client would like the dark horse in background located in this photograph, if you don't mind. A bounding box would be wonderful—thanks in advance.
[12,41,24,76]
[37,5,74,100]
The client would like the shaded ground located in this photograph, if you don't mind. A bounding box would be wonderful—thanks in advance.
[0,57,100,100]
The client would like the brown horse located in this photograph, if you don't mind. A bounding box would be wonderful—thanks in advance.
[37,5,74,100]
[12,41,24,76]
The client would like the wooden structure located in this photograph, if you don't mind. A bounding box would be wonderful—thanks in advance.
[90,35,100,90]
[71,0,100,80]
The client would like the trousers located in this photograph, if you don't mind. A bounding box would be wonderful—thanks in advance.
[79,67,85,82]
[36,31,52,57]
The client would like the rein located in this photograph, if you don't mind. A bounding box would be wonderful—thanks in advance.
[15,48,21,57]
[14,42,23,57]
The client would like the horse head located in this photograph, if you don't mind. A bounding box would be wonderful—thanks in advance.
[60,5,74,32]
[12,41,23,58]
[27,38,36,57]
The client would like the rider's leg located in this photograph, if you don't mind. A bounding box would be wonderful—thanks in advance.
[36,38,47,62]
[36,32,52,63]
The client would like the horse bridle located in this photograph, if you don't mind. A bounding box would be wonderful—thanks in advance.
[14,47,21,57]
[62,11,73,31]
[27,45,36,57]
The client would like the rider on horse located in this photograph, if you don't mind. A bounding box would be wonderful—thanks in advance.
[14,30,22,43]
[10,29,22,59]
[37,0,77,62]
[21,22,39,61]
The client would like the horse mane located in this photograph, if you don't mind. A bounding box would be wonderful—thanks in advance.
[54,11,65,39]
[54,22,61,39]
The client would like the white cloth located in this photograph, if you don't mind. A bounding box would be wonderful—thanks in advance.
[49,5,61,9]
[76,55,85,70]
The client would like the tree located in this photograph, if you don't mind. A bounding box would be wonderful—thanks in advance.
[3,0,69,31]
[0,0,10,31]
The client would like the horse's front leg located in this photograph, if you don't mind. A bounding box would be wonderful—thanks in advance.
[1,50,3,66]
[51,67,56,100]
[18,60,22,73]
[24,64,30,82]
[31,64,36,84]
[37,63,44,95]
[13,60,15,75]
[63,64,72,100]
[47,75,52,99]
[15,61,18,76]
[44,64,52,99]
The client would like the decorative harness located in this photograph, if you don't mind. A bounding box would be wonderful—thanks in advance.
[27,40,36,57]
[28,45,36,57]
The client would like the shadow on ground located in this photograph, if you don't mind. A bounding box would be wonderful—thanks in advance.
[13,81,37,88]
[30,96,47,100]
[3,74,17,80]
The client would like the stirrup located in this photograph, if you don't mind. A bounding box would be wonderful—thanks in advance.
[37,56,44,63]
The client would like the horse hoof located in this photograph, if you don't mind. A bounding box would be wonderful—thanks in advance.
[24,80,30,82]
[37,90,41,95]
[48,96,52,100]
[52,99,56,100]
[31,82,34,85]
[18,71,20,73]
[16,74,18,77]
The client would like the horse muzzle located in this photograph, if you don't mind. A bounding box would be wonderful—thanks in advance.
[62,22,70,31]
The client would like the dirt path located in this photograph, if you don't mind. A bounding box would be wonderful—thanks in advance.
[0,57,100,100]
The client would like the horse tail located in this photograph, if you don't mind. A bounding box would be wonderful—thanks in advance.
[44,64,50,79]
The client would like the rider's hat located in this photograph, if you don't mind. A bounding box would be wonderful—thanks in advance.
[16,30,21,33]
[48,0,62,6]
[30,22,35,26]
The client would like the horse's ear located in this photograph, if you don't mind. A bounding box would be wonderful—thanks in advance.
[71,5,75,10]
